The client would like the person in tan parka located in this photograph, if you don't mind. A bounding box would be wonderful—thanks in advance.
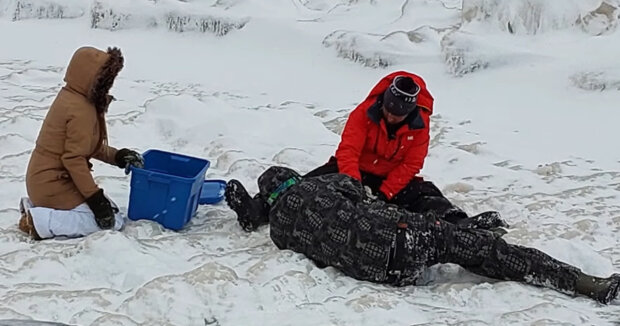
[19,46,144,240]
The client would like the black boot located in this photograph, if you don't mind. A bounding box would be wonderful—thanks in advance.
[225,180,269,232]
[575,272,620,304]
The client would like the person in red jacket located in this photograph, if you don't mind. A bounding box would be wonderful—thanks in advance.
[306,71,506,228]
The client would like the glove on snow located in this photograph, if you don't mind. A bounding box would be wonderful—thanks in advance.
[86,189,116,229]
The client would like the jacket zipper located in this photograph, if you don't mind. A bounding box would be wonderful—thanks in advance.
[388,136,402,160]
[373,128,380,153]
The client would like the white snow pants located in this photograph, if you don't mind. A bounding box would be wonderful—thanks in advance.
[21,197,125,239]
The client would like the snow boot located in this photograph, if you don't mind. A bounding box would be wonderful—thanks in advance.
[225,180,269,232]
[575,272,620,304]
[18,197,41,240]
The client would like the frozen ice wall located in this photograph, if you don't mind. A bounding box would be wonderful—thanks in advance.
[462,0,619,35]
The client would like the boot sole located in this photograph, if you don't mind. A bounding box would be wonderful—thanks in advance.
[602,276,620,304]
[224,180,259,231]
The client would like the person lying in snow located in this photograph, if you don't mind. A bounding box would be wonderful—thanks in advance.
[18,46,143,240]
[225,166,620,304]
[307,72,493,226]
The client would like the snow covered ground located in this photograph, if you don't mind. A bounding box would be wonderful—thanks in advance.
[0,0,619,325]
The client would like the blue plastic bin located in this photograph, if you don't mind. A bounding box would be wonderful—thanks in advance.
[128,149,210,230]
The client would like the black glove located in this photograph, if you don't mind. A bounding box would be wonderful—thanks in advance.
[237,194,271,232]
[470,211,510,229]
[85,189,116,229]
[239,213,264,232]
[376,191,388,202]
[115,148,144,173]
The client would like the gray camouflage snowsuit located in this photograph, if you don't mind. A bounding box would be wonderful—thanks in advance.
[225,166,619,303]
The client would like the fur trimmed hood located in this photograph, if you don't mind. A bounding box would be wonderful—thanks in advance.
[63,46,124,113]
[26,46,123,210]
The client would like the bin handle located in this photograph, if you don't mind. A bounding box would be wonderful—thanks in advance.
[170,155,190,163]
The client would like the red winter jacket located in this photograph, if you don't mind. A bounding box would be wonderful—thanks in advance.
[335,71,433,199]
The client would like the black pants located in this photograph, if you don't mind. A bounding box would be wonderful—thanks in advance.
[395,220,580,295]
[305,157,468,223]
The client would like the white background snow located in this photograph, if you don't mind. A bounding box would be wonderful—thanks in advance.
[1,0,619,325]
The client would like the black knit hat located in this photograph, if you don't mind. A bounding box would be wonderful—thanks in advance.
[258,166,301,202]
[383,76,420,116]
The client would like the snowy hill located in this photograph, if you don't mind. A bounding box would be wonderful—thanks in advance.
[0,0,619,325]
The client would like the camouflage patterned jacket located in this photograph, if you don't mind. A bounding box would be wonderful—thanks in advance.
[267,172,435,285]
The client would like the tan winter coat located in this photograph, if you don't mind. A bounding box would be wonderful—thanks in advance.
[26,47,124,210]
